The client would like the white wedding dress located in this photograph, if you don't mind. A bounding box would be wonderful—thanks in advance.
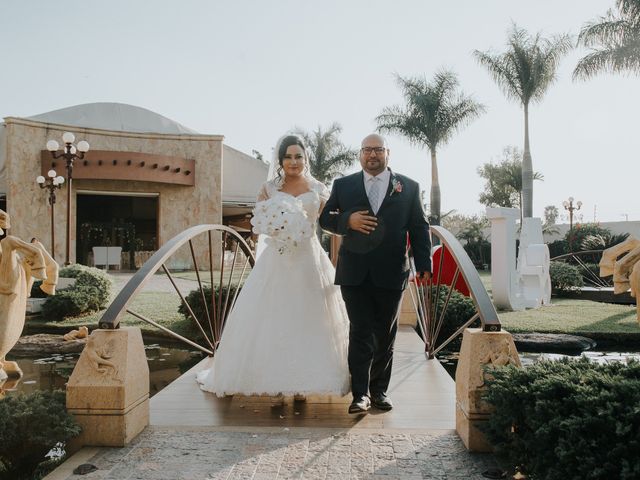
[196,180,350,397]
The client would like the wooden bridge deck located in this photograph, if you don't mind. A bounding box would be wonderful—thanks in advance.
[150,326,456,430]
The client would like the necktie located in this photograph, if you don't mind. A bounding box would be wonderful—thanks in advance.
[368,177,381,214]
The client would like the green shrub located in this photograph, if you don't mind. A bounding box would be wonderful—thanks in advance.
[0,390,81,480]
[41,264,112,320]
[565,223,611,253]
[29,281,49,299]
[549,261,584,295]
[547,239,567,259]
[482,358,640,480]
[178,284,242,327]
[58,264,112,308]
[423,285,478,347]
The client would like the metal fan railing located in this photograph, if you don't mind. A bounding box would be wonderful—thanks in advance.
[409,225,501,359]
[98,225,255,356]
[550,250,611,288]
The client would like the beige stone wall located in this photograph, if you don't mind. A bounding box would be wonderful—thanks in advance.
[4,118,222,269]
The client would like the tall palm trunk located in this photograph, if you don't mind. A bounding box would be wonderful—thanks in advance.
[521,102,533,218]
[429,149,441,225]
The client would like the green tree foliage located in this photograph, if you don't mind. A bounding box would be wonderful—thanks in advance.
[376,71,485,225]
[574,0,640,80]
[0,391,81,480]
[296,123,358,185]
[544,205,559,225]
[483,358,640,480]
[477,147,543,218]
[474,25,572,218]
[445,214,491,268]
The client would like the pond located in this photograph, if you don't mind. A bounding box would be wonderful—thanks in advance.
[4,343,205,397]
[438,348,640,379]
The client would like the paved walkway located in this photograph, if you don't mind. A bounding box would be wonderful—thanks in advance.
[48,427,498,480]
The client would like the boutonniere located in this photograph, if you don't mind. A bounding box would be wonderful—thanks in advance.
[390,177,403,196]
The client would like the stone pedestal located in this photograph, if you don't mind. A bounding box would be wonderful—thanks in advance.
[398,287,418,327]
[455,328,521,452]
[66,327,149,450]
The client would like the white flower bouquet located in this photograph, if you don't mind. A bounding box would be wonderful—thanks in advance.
[250,196,313,254]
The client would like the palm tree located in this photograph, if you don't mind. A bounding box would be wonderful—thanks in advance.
[574,0,640,79]
[473,24,572,219]
[477,146,544,222]
[296,123,358,185]
[376,71,485,225]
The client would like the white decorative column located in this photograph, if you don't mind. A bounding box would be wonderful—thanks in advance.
[486,207,524,310]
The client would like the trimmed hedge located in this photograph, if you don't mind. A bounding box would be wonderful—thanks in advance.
[0,390,81,480]
[549,261,584,295]
[483,358,640,480]
[41,264,112,320]
[178,284,242,326]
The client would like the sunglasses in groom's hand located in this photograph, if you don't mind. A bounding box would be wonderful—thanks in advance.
[415,271,431,287]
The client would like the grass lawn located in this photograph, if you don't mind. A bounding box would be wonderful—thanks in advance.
[28,292,198,341]
[27,268,639,344]
[477,270,639,340]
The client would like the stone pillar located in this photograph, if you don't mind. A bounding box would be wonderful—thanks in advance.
[398,286,418,327]
[66,327,149,450]
[455,328,521,452]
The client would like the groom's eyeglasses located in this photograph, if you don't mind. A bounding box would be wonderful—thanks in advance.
[360,147,386,155]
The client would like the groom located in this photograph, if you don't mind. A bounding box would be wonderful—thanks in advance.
[319,133,431,414]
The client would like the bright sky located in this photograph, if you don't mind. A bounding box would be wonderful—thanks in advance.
[1,0,637,223]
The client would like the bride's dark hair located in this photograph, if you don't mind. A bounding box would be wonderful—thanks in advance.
[275,134,308,182]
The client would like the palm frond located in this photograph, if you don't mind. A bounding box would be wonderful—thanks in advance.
[376,70,485,152]
[574,0,640,79]
[295,123,358,185]
[475,24,572,105]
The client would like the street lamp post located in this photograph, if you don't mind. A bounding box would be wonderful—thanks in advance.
[36,170,65,260]
[46,132,90,265]
[563,196,582,251]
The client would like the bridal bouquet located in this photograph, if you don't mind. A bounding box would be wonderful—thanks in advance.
[251,196,313,254]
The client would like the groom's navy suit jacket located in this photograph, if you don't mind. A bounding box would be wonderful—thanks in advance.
[319,169,431,290]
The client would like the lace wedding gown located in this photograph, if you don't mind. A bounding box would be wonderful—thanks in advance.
[196,181,350,397]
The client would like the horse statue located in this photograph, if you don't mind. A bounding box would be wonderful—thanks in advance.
[600,236,640,323]
[0,209,59,388]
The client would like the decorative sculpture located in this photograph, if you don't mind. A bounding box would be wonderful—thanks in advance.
[63,326,89,341]
[600,236,640,322]
[83,335,120,380]
[0,209,59,387]
[486,207,551,311]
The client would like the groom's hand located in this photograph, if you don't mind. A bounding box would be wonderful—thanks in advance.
[415,271,431,287]
[348,210,378,234]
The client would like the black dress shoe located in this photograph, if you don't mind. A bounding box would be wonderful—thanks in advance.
[371,393,393,411]
[348,395,371,414]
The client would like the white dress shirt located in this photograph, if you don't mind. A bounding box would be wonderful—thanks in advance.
[363,169,390,214]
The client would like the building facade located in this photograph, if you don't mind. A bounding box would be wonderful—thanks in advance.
[0,103,267,269]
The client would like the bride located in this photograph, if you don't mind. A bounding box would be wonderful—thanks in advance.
[196,134,350,397]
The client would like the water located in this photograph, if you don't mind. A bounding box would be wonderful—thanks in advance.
[3,343,205,397]
[438,349,640,379]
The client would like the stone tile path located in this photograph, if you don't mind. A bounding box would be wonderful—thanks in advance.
[52,427,499,480]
